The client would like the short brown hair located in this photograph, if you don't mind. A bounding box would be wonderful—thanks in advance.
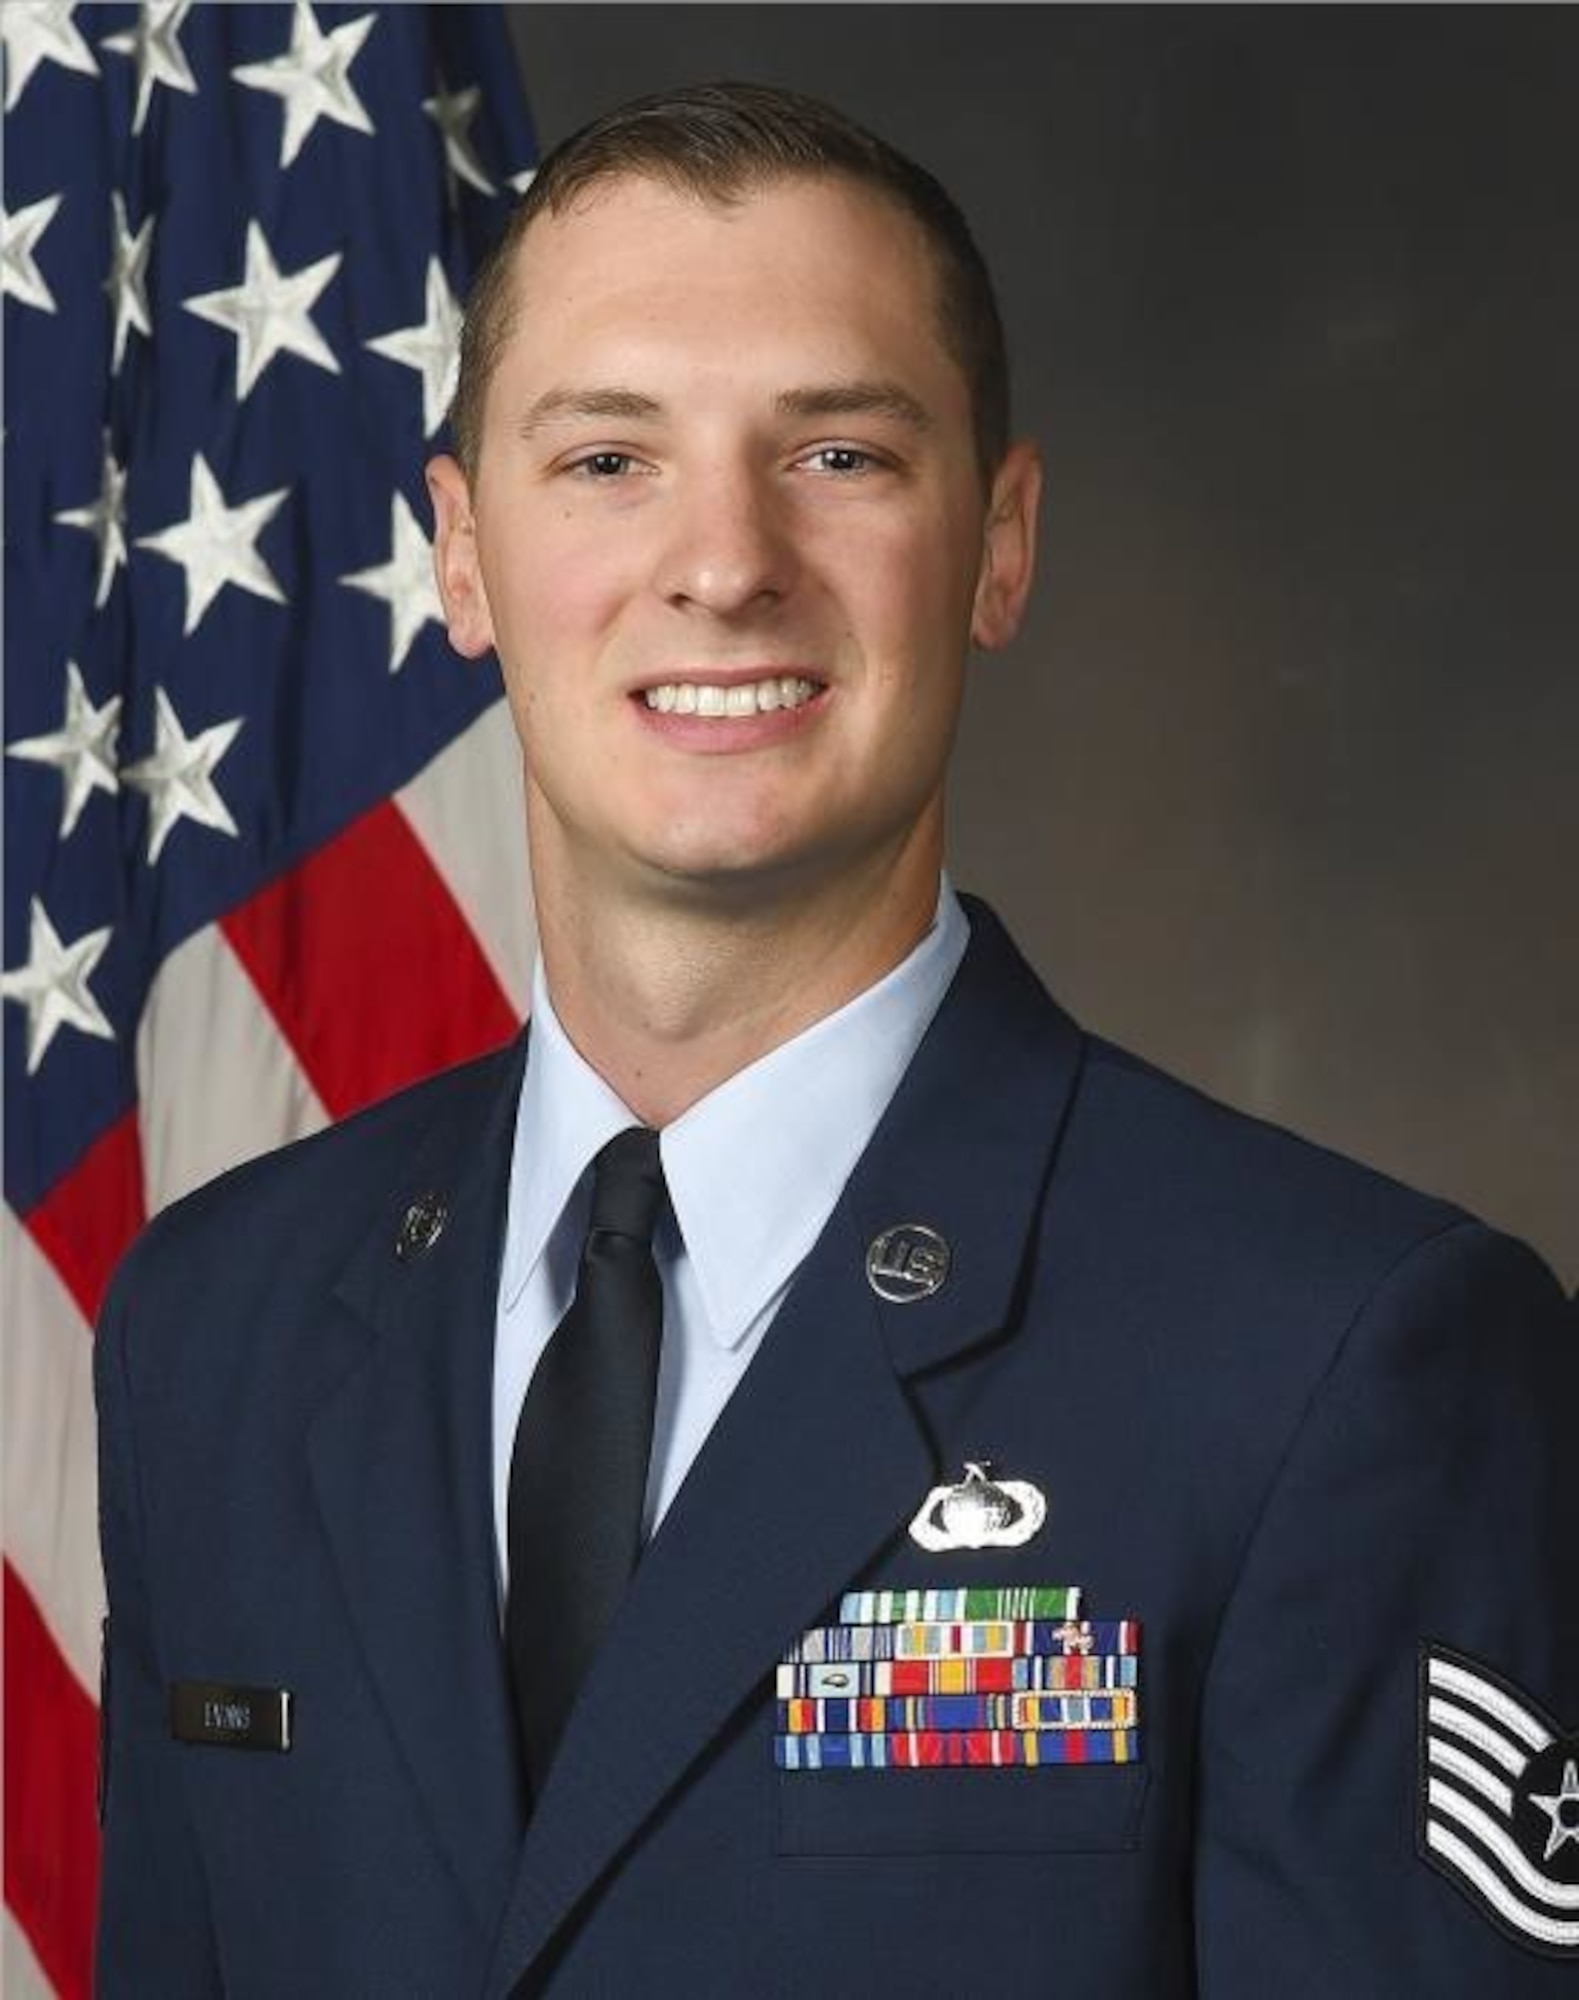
[449,80,1010,483]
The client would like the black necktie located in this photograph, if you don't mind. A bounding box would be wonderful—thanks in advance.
[506,1125,666,1790]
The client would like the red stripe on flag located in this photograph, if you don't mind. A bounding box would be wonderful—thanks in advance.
[4,1563,100,2000]
[25,1112,147,1325]
[221,801,519,1120]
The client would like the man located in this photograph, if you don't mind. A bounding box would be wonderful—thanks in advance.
[96,83,1577,1996]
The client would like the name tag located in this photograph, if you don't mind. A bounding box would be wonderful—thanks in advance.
[170,1680,292,1752]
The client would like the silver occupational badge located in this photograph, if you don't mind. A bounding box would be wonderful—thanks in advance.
[909,1460,1047,1552]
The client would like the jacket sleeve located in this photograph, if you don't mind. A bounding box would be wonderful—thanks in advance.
[95,1256,224,1997]
[1193,1221,1579,1996]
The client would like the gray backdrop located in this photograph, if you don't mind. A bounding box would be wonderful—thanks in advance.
[505,5,1577,1283]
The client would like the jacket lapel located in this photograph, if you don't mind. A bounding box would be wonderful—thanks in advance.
[309,1036,529,1942]
[485,903,1085,1994]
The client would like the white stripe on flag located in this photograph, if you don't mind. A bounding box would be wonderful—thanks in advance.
[1426,1824,1579,1949]
[137,923,329,1216]
[1427,1737,1515,1816]
[1429,1653,1554,1755]
[396,698,534,1019]
[3,1905,56,2000]
[2,1211,102,1694]
[1428,1695,1531,1777]
[1428,1776,1579,1912]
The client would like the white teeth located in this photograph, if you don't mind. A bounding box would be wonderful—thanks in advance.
[642,675,820,716]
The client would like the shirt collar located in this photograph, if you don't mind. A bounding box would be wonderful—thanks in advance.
[499,975,636,1313]
[500,880,970,1347]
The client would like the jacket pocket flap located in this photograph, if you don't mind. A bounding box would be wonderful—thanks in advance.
[777,1763,1149,1856]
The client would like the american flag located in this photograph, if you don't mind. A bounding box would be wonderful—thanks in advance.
[2,7,536,1991]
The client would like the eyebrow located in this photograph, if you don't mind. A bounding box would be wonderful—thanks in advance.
[514,387,663,441]
[513,378,932,442]
[773,381,932,430]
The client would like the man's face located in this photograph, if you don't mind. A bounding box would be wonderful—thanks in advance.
[429,172,1039,913]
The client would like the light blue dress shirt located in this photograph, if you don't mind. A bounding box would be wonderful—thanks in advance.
[491,881,970,1591]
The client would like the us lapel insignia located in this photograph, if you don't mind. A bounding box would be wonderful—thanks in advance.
[909,1460,1047,1551]
[1419,1642,1579,1958]
[866,1223,950,1303]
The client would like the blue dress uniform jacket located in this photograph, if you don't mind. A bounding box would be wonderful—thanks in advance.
[95,901,1579,1997]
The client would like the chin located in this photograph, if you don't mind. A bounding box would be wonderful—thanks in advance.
[630,829,839,907]
[635,808,806,886]
[640,849,792,899]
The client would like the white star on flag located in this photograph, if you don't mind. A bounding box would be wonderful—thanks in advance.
[0,897,115,1074]
[365,257,462,437]
[106,190,155,371]
[184,219,343,402]
[2,0,98,112]
[2,192,63,315]
[233,1,377,169]
[101,0,198,137]
[136,451,289,636]
[423,82,495,196]
[121,687,244,865]
[7,661,122,840]
[54,433,130,608]
[508,167,536,196]
[339,492,445,674]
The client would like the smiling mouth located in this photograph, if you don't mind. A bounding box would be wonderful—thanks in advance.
[641,675,823,717]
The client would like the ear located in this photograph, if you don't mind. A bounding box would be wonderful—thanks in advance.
[425,454,496,659]
[970,440,1042,651]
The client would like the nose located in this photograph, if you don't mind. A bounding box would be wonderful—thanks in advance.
[656,463,793,619]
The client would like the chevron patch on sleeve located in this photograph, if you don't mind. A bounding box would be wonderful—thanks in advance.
[1419,1643,1579,1958]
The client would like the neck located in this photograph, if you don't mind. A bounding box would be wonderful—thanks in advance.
[531,832,944,1129]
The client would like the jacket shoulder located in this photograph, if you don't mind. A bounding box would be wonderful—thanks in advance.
[103,1036,523,1317]
[1061,1032,1503,1315]
[959,898,1493,1290]
[1044,1035,1570,1527]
